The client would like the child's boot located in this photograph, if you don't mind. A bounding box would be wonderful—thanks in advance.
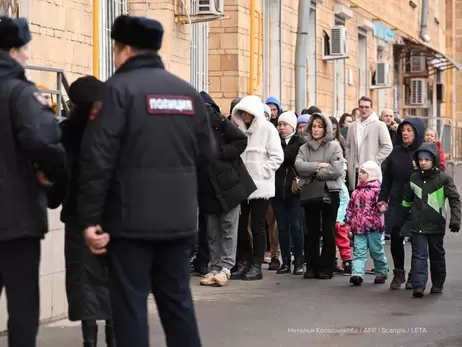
[350,275,363,286]
[342,260,352,276]
[389,269,406,290]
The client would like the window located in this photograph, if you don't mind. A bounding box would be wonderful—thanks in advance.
[190,0,209,92]
[269,0,282,101]
[99,0,127,81]
[0,0,19,16]
[357,30,367,99]
[376,47,386,114]
[307,6,317,106]
[334,16,346,117]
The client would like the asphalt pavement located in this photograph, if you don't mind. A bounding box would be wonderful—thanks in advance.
[1,232,462,347]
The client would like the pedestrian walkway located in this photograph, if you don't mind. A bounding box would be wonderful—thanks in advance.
[2,235,462,347]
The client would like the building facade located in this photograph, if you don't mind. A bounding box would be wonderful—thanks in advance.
[1,0,462,329]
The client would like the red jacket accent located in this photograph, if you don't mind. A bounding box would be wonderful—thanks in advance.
[435,141,446,172]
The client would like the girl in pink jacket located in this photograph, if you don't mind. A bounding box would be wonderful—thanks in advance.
[345,161,389,286]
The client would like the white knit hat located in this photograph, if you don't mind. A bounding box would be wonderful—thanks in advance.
[278,111,297,132]
[360,160,382,182]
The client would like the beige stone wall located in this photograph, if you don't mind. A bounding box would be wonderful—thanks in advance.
[455,0,462,124]
[209,0,450,116]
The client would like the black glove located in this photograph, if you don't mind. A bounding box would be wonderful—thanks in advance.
[449,224,460,233]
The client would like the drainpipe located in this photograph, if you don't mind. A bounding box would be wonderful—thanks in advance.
[93,0,100,78]
[295,0,310,114]
[420,0,430,42]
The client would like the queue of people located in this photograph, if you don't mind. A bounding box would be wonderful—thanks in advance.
[192,94,461,302]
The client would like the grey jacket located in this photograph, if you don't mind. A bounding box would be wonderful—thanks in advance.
[295,113,344,192]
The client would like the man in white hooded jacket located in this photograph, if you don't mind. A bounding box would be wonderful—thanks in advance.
[230,95,284,280]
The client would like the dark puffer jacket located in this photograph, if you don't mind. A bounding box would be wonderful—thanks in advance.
[198,94,256,214]
[379,117,426,206]
[274,134,306,199]
[399,142,461,235]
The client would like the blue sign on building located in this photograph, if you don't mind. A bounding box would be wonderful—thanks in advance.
[374,22,395,42]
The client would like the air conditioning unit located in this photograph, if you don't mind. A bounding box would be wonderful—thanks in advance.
[375,61,390,86]
[330,25,348,56]
[409,54,426,73]
[410,78,427,106]
[197,0,224,16]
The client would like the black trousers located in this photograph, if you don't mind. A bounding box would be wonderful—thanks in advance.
[237,198,270,264]
[390,225,406,269]
[191,213,209,267]
[303,193,340,275]
[108,237,201,347]
[411,233,446,290]
[0,238,41,347]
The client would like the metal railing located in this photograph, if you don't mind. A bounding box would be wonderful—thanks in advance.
[26,65,70,120]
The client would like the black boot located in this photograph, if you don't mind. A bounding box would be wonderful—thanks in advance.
[268,257,280,270]
[389,269,406,290]
[105,320,116,347]
[82,320,98,347]
[243,263,263,280]
[230,261,250,280]
[277,257,291,274]
[405,271,413,290]
[292,257,304,275]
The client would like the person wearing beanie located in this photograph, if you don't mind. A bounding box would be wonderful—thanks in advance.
[296,113,310,134]
[0,16,66,347]
[78,15,214,347]
[378,117,425,290]
[346,160,388,286]
[272,111,306,275]
[230,95,284,280]
[397,142,461,298]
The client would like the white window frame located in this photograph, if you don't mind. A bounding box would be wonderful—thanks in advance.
[269,0,282,101]
[334,16,346,117]
[190,0,209,92]
[99,0,127,81]
[307,4,317,106]
[357,29,368,99]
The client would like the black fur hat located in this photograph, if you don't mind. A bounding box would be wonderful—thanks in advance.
[111,15,164,50]
[0,16,31,51]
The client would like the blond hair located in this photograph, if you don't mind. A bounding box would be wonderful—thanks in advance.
[425,128,439,140]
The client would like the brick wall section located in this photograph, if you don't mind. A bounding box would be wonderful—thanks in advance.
[27,0,92,88]
[455,0,462,124]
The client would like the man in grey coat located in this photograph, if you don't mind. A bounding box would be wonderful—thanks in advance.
[345,96,393,191]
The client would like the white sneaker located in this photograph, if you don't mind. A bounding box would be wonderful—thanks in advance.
[199,270,218,286]
[213,271,229,287]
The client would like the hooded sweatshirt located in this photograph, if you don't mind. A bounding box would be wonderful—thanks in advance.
[232,95,284,200]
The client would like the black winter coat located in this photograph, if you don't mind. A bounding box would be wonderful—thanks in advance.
[78,54,215,240]
[0,51,65,241]
[198,103,256,214]
[399,142,461,235]
[274,134,306,199]
[379,117,426,207]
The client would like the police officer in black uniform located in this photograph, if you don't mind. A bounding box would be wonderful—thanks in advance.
[0,16,66,347]
[78,15,214,347]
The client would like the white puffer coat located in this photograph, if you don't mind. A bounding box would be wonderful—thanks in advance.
[232,95,283,200]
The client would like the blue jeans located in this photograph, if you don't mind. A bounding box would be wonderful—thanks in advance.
[411,233,446,291]
[273,197,304,258]
[352,232,388,277]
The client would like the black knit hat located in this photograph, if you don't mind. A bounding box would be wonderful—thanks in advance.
[68,75,104,106]
[0,16,31,51]
[111,15,164,51]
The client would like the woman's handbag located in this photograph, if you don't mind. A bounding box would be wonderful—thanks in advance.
[291,169,300,195]
[299,178,331,206]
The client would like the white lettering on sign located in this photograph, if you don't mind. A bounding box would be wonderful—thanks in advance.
[146,95,195,115]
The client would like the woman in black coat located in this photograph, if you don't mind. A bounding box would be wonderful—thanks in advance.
[48,76,114,347]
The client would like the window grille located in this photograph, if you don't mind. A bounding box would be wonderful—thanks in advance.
[99,0,127,81]
[189,0,209,92]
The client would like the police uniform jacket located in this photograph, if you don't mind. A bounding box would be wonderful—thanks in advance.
[78,54,215,240]
[0,51,65,241]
